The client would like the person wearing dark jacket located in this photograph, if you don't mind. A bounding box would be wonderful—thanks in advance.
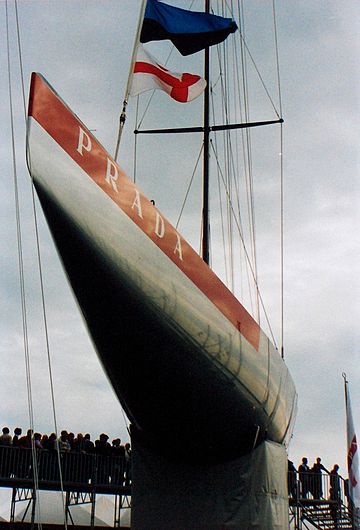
[311,457,329,499]
[298,457,310,498]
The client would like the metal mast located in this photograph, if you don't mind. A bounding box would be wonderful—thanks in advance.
[202,0,210,264]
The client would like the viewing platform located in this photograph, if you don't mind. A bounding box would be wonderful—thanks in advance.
[0,446,131,528]
[288,471,358,529]
[0,446,359,529]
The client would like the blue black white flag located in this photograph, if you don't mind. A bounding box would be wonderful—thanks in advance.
[140,0,238,56]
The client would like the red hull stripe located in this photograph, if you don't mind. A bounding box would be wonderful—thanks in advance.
[28,73,260,351]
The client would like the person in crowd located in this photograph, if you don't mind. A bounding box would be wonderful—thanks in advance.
[288,460,297,498]
[0,427,12,446]
[34,433,43,450]
[95,434,111,484]
[73,433,85,453]
[298,457,310,498]
[95,433,111,456]
[12,427,22,447]
[56,431,70,481]
[124,442,131,458]
[18,429,33,448]
[16,429,33,479]
[111,438,125,457]
[82,434,95,483]
[330,464,341,501]
[73,433,89,482]
[0,427,12,477]
[33,433,45,479]
[58,430,71,452]
[110,438,125,485]
[46,433,57,451]
[40,434,49,449]
[83,433,94,454]
[7,427,22,478]
[46,433,58,481]
[67,432,75,451]
[8,427,22,477]
[329,467,341,529]
[310,457,328,499]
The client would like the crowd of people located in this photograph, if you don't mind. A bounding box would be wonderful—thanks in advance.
[288,457,343,501]
[0,426,131,486]
[0,426,131,456]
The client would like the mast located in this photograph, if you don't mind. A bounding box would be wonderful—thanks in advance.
[114,0,147,162]
[202,0,210,265]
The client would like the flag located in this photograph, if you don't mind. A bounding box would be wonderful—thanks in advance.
[140,0,238,56]
[345,376,360,514]
[130,44,206,103]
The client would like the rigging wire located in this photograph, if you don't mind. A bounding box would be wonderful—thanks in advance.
[231,7,255,312]
[211,16,238,295]
[211,9,253,314]
[230,19,256,312]
[239,36,281,118]
[14,0,26,117]
[272,0,285,358]
[272,0,283,117]
[6,1,42,526]
[238,0,260,323]
[279,122,284,358]
[211,0,286,343]
[175,144,204,230]
[210,90,229,286]
[212,2,258,317]
[133,95,140,183]
[12,0,68,525]
[210,142,278,347]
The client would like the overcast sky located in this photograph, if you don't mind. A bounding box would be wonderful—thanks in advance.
[0,0,359,511]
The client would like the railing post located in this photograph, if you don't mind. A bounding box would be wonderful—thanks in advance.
[30,488,36,529]
[90,491,96,529]
[10,487,17,522]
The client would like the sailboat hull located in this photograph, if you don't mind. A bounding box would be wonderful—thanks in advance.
[27,73,297,462]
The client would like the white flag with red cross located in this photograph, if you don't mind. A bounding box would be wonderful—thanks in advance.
[130,44,206,103]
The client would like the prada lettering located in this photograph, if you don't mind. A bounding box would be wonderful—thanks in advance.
[76,127,92,156]
[76,127,183,261]
[105,158,119,193]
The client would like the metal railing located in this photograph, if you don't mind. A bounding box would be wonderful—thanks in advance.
[0,446,131,491]
[288,470,346,502]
